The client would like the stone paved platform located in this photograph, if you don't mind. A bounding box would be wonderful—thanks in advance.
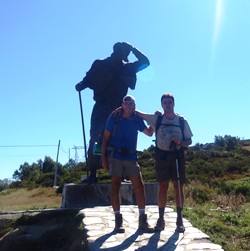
[81,205,224,251]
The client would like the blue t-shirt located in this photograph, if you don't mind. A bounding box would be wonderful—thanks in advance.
[105,113,146,160]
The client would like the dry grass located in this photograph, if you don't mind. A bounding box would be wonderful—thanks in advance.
[212,193,246,211]
[0,188,61,212]
[242,145,250,151]
[0,188,88,251]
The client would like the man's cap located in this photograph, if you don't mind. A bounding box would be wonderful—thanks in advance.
[122,95,136,103]
[113,42,131,62]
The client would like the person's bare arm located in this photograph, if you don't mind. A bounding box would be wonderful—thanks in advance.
[135,110,147,120]
[143,125,154,137]
[102,131,111,171]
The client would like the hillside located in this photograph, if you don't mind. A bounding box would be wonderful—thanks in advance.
[0,136,250,251]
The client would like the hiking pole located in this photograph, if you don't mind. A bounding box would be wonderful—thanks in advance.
[78,91,89,178]
[175,150,185,233]
[175,157,183,209]
[170,141,185,233]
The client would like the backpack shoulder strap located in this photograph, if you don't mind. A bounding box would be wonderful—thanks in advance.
[156,114,164,133]
[155,115,164,145]
[111,110,124,136]
[178,115,185,140]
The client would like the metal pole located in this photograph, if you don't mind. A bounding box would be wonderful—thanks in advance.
[53,139,60,187]
[176,157,185,233]
[176,158,183,209]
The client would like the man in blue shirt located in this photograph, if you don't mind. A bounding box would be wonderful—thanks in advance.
[102,95,154,233]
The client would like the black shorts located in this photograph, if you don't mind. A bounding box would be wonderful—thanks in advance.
[155,148,186,183]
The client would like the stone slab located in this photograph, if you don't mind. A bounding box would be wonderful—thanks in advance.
[81,205,225,251]
[61,182,159,208]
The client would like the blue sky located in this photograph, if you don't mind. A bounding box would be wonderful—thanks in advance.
[1,0,250,180]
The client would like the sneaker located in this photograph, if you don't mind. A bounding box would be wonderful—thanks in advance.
[154,218,165,231]
[114,214,125,233]
[138,214,154,233]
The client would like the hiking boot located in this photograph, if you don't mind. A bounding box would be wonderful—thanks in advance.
[176,224,185,233]
[138,214,154,233]
[176,216,185,233]
[114,214,125,233]
[154,218,165,231]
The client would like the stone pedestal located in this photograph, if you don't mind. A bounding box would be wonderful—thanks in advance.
[61,182,158,209]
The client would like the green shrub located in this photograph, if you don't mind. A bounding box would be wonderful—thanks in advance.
[185,181,215,205]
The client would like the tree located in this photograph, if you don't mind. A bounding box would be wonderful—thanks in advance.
[214,135,225,148]
[224,135,240,151]
[42,156,55,173]
[214,135,240,151]
[13,162,32,181]
[0,179,11,191]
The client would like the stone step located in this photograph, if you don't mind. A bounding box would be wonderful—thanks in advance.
[81,205,224,251]
[62,183,224,250]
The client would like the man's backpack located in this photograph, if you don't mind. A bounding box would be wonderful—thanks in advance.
[155,114,186,145]
[112,110,139,136]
